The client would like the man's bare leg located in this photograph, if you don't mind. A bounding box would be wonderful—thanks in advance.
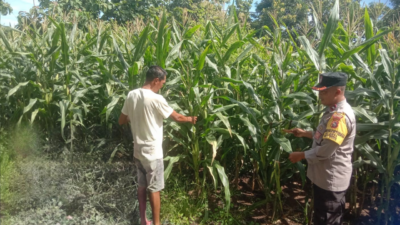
[149,191,161,225]
[138,186,151,225]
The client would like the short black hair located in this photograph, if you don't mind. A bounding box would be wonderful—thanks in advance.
[146,66,167,82]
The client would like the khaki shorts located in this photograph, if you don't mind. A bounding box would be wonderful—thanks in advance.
[134,158,164,192]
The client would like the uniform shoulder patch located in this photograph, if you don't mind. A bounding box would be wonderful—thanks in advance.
[323,112,348,145]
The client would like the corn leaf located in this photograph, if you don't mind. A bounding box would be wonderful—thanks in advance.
[318,0,339,59]
[214,161,231,211]
[364,8,376,66]
[23,98,37,114]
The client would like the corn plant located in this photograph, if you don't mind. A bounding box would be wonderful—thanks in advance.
[1,1,400,223]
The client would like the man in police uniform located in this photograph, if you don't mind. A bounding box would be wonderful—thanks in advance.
[284,72,356,225]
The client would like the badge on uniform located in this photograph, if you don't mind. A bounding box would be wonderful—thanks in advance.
[323,112,348,145]
[314,131,322,140]
[330,113,343,128]
[314,124,325,141]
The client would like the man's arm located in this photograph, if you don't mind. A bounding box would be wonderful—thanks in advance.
[169,111,197,124]
[303,140,340,164]
[288,139,340,163]
[283,128,313,139]
[284,128,313,163]
[118,113,129,125]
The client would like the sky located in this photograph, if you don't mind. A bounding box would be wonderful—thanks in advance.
[0,0,383,27]
[1,0,35,27]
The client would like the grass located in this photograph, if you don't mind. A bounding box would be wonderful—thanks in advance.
[161,174,259,225]
[0,128,15,218]
[161,176,205,224]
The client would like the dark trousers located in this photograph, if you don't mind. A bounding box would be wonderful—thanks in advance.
[313,184,346,225]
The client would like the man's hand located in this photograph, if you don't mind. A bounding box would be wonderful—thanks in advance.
[118,113,129,125]
[289,152,305,163]
[283,128,313,139]
[283,128,306,137]
[188,116,198,125]
[170,111,197,124]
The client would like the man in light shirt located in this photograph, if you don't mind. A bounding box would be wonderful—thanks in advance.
[119,66,197,225]
[285,72,356,225]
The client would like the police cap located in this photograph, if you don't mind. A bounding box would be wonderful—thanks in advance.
[312,72,348,91]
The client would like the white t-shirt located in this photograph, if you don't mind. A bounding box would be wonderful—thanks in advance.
[121,88,174,161]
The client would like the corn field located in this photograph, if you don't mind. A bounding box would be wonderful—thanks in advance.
[1,0,400,224]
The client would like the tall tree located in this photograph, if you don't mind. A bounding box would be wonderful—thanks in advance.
[167,0,228,26]
[38,0,163,23]
[236,0,254,14]
[390,0,400,8]
[0,0,12,16]
[252,0,309,30]
[101,0,164,23]
[252,0,364,32]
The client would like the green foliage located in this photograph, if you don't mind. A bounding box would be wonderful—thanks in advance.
[0,0,12,16]
[390,0,400,8]
[161,175,247,224]
[1,1,400,224]
[235,0,254,15]
[253,0,309,30]
[368,2,391,24]
[38,0,162,23]
[0,129,15,213]
[161,177,204,224]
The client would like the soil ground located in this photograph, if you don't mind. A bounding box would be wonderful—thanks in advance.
[226,176,400,225]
